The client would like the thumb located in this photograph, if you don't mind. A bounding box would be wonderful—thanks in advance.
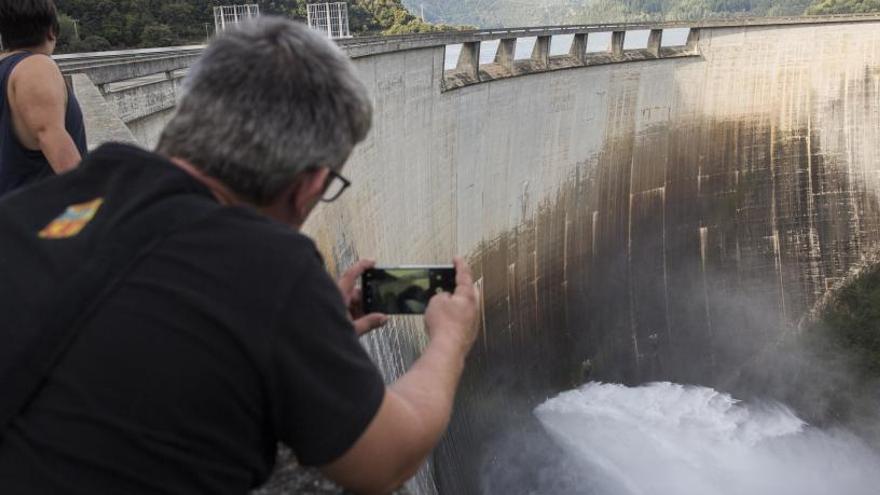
[353,313,389,337]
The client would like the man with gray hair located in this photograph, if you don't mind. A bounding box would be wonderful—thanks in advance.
[0,17,479,494]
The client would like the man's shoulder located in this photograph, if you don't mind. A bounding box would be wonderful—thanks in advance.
[8,53,65,98]
[56,142,190,186]
[0,143,211,221]
[9,53,62,81]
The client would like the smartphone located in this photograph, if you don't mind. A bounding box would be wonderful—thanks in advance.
[362,265,456,315]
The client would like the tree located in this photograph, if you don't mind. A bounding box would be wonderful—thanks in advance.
[141,24,177,48]
[806,0,880,13]
[56,13,81,52]
[55,0,457,51]
[73,35,112,52]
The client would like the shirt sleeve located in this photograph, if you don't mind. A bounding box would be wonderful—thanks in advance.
[269,251,386,466]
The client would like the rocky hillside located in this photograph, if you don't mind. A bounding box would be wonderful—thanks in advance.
[403,0,878,27]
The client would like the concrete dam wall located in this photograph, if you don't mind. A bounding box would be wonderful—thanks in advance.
[65,16,880,494]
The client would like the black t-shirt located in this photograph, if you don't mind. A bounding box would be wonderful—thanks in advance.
[0,143,386,494]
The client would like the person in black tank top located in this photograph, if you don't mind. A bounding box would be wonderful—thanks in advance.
[0,0,87,199]
[0,17,482,495]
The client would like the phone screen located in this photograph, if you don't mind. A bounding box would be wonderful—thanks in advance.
[362,266,456,315]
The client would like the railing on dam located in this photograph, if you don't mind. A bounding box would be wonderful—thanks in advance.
[56,47,202,148]
[440,27,699,90]
[56,14,880,144]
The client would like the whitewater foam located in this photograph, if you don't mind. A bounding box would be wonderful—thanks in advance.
[534,382,880,495]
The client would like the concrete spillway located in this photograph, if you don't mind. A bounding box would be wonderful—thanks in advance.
[67,15,880,494]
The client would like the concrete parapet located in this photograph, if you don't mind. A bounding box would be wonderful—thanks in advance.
[647,29,662,57]
[570,33,588,64]
[55,45,203,65]
[445,27,701,91]
[686,27,701,48]
[445,41,481,88]
[103,76,180,124]
[70,74,137,150]
[57,50,201,75]
[532,36,551,69]
[494,38,516,75]
[457,42,480,74]
[335,13,880,58]
[56,15,880,142]
[68,53,200,88]
[54,15,880,67]
[58,22,706,96]
[611,31,626,58]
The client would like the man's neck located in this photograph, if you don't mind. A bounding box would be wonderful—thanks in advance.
[14,42,52,56]
[168,157,245,207]
[166,156,303,229]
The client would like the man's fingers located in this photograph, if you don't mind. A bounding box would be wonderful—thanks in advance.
[453,257,473,286]
[453,257,474,296]
[428,291,452,305]
[353,313,389,337]
[339,259,376,295]
[349,288,365,319]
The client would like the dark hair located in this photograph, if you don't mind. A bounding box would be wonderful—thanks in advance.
[0,0,60,50]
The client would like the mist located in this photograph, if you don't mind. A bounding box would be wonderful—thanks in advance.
[533,382,880,495]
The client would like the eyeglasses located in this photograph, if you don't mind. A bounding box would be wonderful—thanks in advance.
[321,170,351,202]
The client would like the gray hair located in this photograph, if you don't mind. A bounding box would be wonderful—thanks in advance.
[156,17,372,205]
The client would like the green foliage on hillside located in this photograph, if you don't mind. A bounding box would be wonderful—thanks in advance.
[573,0,816,22]
[815,267,880,381]
[806,0,880,14]
[791,265,880,443]
[356,0,447,33]
[53,0,451,52]
[49,0,880,52]
[725,265,880,446]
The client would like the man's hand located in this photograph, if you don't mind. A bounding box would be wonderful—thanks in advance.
[322,257,480,494]
[338,259,388,337]
[424,257,480,353]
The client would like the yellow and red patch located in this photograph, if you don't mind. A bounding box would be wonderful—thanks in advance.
[38,198,104,239]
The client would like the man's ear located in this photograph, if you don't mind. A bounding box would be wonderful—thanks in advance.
[296,168,330,207]
[263,168,331,228]
[292,167,331,219]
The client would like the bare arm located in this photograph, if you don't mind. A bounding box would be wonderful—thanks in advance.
[322,257,480,494]
[9,55,82,173]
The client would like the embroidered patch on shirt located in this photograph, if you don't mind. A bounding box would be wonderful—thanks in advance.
[38,198,105,239]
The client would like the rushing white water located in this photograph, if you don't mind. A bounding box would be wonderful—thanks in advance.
[534,382,880,495]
